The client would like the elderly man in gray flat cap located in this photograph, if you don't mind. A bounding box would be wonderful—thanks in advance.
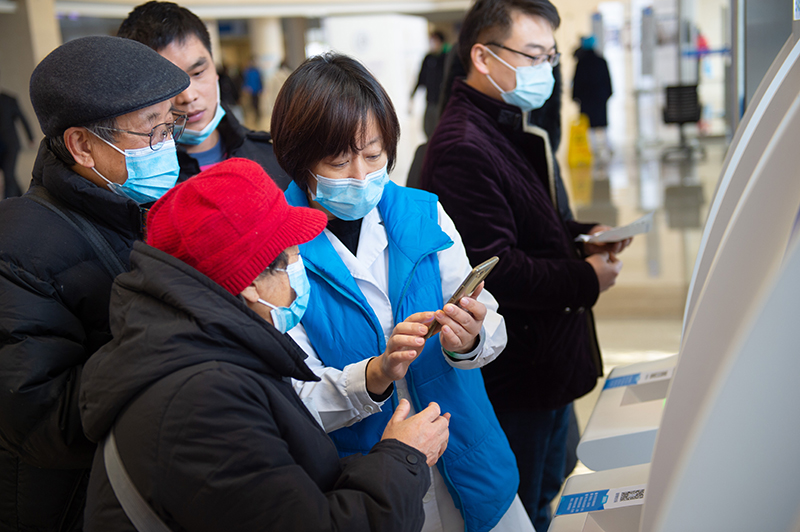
[0,36,189,531]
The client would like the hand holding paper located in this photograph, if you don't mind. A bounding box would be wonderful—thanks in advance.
[577,212,654,246]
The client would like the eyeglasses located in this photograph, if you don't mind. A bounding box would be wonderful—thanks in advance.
[485,42,561,67]
[95,113,188,151]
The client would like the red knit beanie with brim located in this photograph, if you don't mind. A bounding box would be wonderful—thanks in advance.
[147,157,327,295]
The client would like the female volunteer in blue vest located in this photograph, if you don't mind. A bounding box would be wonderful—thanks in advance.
[271,53,534,532]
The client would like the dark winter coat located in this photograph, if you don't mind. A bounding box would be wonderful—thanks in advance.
[80,242,431,532]
[0,93,34,150]
[0,141,144,531]
[177,105,291,190]
[571,48,613,128]
[420,80,603,412]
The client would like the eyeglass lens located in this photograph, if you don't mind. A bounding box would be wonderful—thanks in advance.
[150,115,187,150]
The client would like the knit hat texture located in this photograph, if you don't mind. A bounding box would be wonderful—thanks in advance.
[30,35,190,136]
[147,158,327,295]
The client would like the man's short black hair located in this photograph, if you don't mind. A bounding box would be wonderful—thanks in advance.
[118,1,212,55]
[458,0,560,74]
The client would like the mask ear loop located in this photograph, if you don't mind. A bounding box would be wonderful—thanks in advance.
[484,46,517,72]
[91,167,115,188]
[257,298,279,310]
[85,129,126,191]
[483,46,516,95]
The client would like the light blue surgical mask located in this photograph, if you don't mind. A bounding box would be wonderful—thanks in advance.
[257,256,310,334]
[91,135,180,204]
[485,47,555,112]
[311,164,389,221]
[179,82,226,146]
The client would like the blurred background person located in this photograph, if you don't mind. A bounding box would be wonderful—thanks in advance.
[572,35,613,160]
[242,55,265,125]
[0,70,34,198]
[265,59,292,128]
[272,53,533,532]
[218,62,244,123]
[411,31,449,138]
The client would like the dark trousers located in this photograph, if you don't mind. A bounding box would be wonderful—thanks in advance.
[423,105,439,139]
[496,405,570,532]
[1,146,22,198]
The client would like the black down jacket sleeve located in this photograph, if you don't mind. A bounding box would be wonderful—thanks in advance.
[0,258,98,469]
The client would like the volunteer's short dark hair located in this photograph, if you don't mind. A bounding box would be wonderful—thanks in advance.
[118,0,212,55]
[270,53,400,190]
[458,0,560,74]
[48,119,118,167]
[431,31,446,43]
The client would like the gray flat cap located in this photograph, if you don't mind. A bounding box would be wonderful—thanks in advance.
[30,35,190,137]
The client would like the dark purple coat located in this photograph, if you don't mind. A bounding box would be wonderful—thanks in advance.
[420,80,602,412]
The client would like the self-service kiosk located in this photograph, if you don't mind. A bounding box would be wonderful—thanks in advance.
[576,21,800,475]
[556,17,800,532]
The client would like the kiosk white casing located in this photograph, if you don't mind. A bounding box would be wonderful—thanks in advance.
[575,31,800,473]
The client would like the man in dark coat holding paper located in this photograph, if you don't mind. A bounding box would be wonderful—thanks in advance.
[420,0,630,530]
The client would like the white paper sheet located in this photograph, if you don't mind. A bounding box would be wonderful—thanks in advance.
[575,212,654,244]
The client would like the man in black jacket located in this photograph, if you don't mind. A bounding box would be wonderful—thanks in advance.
[0,36,189,531]
[117,1,292,189]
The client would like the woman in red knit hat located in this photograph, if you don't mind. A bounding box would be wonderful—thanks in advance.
[79,157,450,531]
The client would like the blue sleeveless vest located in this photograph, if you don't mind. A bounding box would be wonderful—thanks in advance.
[286,181,519,532]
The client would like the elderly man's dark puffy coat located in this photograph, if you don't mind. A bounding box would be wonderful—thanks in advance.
[80,242,430,532]
[0,142,144,531]
[420,80,603,412]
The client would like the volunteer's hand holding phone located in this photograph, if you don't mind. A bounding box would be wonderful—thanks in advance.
[436,282,487,355]
[365,311,435,396]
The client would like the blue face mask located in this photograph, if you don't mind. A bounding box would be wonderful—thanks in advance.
[91,135,180,204]
[257,256,310,334]
[311,164,389,221]
[485,48,555,112]
[179,82,226,146]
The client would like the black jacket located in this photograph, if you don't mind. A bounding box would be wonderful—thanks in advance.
[0,92,34,150]
[80,242,431,532]
[571,48,612,128]
[0,142,144,531]
[421,81,602,412]
[176,106,291,190]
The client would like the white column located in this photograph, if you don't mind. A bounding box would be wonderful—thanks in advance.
[248,17,284,80]
[204,18,222,67]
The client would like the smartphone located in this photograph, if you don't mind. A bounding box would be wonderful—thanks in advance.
[424,256,499,340]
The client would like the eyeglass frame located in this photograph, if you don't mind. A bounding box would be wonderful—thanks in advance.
[484,42,561,67]
[94,113,188,151]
